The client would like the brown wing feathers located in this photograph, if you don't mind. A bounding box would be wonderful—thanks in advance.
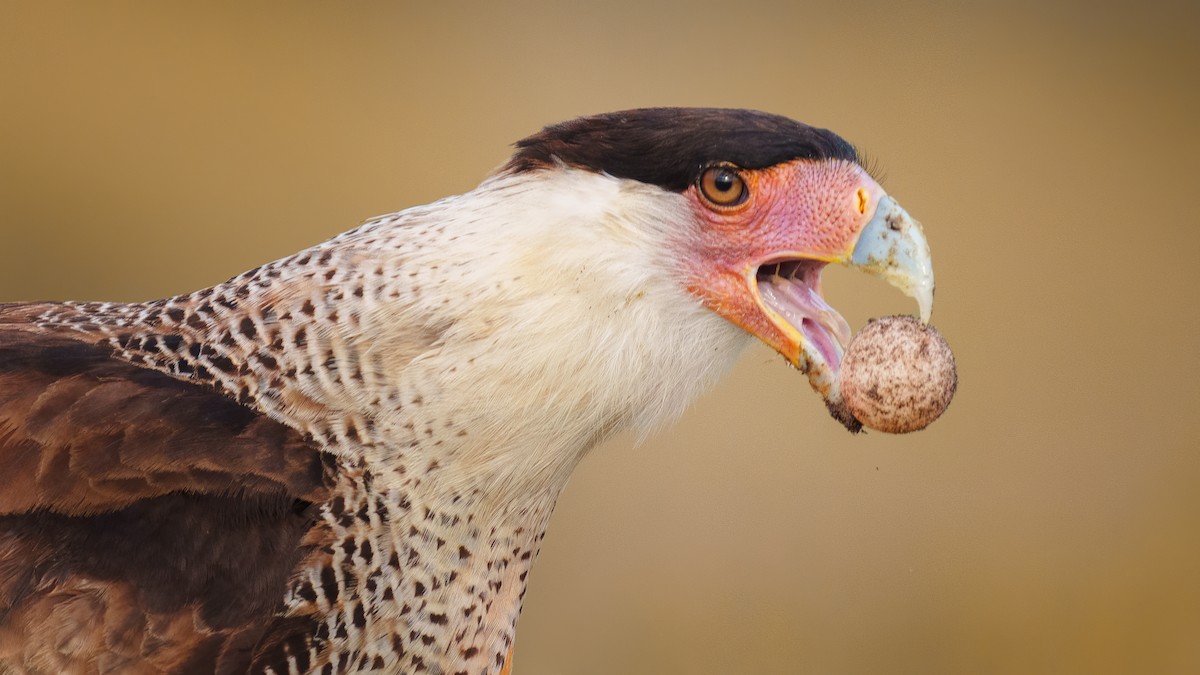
[0,303,335,673]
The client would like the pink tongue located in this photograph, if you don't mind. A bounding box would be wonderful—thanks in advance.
[758,274,852,369]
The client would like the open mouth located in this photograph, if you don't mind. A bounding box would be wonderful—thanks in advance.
[754,259,852,373]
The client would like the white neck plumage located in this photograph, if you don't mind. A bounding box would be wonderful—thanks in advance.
[205,167,755,673]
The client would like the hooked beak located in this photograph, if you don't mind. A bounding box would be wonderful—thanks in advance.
[681,158,935,431]
[751,192,934,424]
[849,195,935,324]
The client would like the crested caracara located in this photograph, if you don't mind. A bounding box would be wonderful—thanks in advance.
[0,108,934,674]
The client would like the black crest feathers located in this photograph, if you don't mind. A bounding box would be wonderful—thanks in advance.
[505,108,859,192]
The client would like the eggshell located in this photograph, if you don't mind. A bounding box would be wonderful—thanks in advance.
[840,315,957,434]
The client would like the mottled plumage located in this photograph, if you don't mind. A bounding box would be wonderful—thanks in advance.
[0,108,935,674]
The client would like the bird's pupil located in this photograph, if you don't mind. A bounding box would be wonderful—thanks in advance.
[715,173,733,192]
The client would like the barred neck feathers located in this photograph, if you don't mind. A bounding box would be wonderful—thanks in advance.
[27,170,751,522]
[372,169,752,502]
[42,168,750,487]
[24,167,752,674]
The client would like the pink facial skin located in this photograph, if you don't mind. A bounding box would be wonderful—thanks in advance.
[677,159,885,369]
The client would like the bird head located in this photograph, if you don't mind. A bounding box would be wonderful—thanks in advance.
[506,108,934,431]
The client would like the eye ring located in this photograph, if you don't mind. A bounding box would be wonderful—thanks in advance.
[698,165,748,207]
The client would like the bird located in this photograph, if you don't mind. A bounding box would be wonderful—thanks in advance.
[0,108,933,674]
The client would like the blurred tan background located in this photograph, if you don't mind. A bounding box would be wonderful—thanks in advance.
[1,2,1197,673]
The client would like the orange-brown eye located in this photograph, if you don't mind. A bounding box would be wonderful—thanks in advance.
[699,166,747,206]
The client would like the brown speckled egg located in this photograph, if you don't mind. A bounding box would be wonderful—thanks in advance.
[840,315,957,434]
